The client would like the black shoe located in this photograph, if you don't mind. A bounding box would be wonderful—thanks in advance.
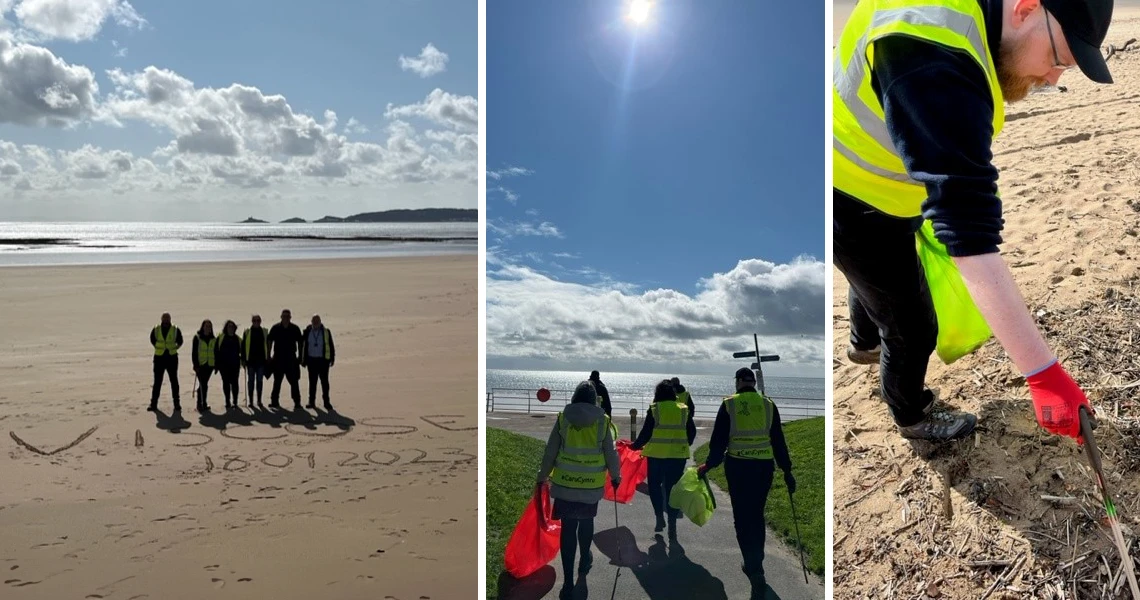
[748,572,767,600]
[559,582,574,600]
[269,401,280,408]
[578,551,593,574]
[667,516,678,540]
[294,402,303,410]
[147,404,157,412]
[307,401,316,409]
[654,516,666,533]
[323,402,333,411]
[847,343,881,365]
[898,391,976,440]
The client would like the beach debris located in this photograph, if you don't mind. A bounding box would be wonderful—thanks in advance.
[9,426,98,456]
[1105,38,1138,61]
[134,430,144,447]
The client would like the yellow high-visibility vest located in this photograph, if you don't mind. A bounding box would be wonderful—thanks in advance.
[550,412,612,490]
[724,391,775,460]
[153,325,179,356]
[242,327,268,361]
[195,335,217,368]
[642,401,690,460]
[833,0,1004,217]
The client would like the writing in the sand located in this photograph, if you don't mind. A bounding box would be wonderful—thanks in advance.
[202,447,476,472]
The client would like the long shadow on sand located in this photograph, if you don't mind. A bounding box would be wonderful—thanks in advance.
[153,409,193,432]
[192,404,355,433]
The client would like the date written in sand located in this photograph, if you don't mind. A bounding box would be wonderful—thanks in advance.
[201,447,476,472]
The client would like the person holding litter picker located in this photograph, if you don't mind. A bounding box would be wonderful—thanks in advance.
[536,380,621,600]
[630,379,697,540]
[697,367,793,598]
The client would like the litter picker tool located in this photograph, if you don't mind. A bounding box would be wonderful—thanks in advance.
[1079,406,1140,599]
[786,482,809,584]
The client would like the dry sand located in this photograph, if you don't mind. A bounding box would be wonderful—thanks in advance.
[0,256,476,599]
[832,7,1140,599]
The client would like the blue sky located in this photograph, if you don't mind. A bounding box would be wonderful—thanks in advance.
[0,0,476,221]
[486,0,826,377]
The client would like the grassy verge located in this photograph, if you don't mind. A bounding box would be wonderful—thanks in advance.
[693,416,825,575]
[486,427,547,599]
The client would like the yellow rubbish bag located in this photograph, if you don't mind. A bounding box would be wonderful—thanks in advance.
[668,466,717,527]
[915,220,992,364]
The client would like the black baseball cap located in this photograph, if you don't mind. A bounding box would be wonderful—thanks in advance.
[1043,0,1114,84]
[734,367,756,382]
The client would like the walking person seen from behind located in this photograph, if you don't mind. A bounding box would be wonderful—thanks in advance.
[268,309,304,410]
[215,320,242,410]
[697,367,794,598]
[587,370,613,417]
[301,314,336,411]
[242,315,269,408]
[536,380,621,600]
[630,379,697,539]
[191,320,217,412]
[149,312,183,413]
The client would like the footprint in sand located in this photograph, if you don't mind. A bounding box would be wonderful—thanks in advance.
[237,578,251,582]
[211,578,224,589]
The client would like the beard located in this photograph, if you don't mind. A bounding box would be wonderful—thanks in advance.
[997,37,1049,102]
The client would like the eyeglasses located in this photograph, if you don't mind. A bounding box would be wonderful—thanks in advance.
[1044,10,1075,71]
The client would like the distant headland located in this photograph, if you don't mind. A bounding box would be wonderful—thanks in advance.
[238,208,477,224]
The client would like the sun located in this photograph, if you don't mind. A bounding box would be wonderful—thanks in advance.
[627,0,651,25]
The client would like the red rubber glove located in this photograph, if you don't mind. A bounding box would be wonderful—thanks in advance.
[1027,361,1091,443]
[696,463,709,478]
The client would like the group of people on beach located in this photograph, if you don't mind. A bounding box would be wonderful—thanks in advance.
[537,368,793,599]
[149,309,336,414]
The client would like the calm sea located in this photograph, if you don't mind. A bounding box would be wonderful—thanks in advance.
[0,222,477,266]
[486,369,825,421]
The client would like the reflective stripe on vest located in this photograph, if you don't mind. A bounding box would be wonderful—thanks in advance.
[676,390,691,405]
[242,327,268,361]
[833,0,1004,217]
[551,412,611,490]
[154,325,178,356]
[321,328,331,360]
[196,335,217,367]
[642,401,690,459]
[724,391,775,460]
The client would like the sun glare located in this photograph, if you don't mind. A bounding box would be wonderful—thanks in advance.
[628,0,651,25]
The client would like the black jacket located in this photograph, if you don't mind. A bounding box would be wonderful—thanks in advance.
[215,333,242,370]
[704,387,792,472]
[301,325,336,365]
[590,379,612,416]
[268,323,304,363]
[242,326,268,367]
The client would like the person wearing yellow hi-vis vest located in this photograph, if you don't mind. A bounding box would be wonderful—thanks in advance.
[630,380,697,538]
[191,319,218,412]
[697,368,792,596]
[536,380,621,600]
[833,0,1112,442]
[241,315,269,408]
[301,314,336,411]
[148,312,184,412]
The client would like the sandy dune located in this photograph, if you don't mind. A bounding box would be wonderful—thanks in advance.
[0,256,475,599]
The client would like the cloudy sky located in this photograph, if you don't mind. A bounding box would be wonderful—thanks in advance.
[487,0,825,378]
[0,0,475,222]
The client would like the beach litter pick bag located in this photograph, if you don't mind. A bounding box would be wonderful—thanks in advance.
[604,439,648,503]
[916,220,993,364]
[503,482,561,579]
[668,466,717,527]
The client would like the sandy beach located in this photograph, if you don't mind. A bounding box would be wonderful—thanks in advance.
[0,256,476,599]
[831,7,1140,598]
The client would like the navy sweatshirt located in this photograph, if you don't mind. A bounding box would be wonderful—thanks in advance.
[836,0,1005,257]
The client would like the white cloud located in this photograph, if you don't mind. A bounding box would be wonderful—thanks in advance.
[111,39,127,58]
[487,255,826,373]
[494,186,518,204]
[14,0,145,42]
[398,42,448,78]
[0,36,98,126]
[488,166,532,180]
[384,88,476,132]
[488,219,563,239]
[344,117,369,135]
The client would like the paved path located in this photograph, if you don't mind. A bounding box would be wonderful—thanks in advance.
[491,412,825,600]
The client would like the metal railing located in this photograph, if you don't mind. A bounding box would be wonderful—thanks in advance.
[485,387,824,421]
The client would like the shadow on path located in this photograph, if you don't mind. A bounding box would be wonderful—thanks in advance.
[497,565,556,600]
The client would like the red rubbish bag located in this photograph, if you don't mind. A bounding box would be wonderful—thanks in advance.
[503,482,561,579]
[604,439,648,503]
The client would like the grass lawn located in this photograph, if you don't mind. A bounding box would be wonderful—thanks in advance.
[486,427,547,599]
[693,416,825,575]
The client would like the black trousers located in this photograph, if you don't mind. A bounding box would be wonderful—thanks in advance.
[833,190,938,427]
[646,457,686,520]
[219,366,240,404]
[271,360,301,405]
[151,355,180,409]
[195,368,213,407]
[306,358,331,404]
[246,364,265,402]
[725,457,775,577]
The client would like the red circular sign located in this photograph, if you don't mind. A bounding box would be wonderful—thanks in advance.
[537,388,551,402]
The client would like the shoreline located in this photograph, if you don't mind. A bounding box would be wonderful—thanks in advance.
[0,234,477,247]
[0,250,475,270]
